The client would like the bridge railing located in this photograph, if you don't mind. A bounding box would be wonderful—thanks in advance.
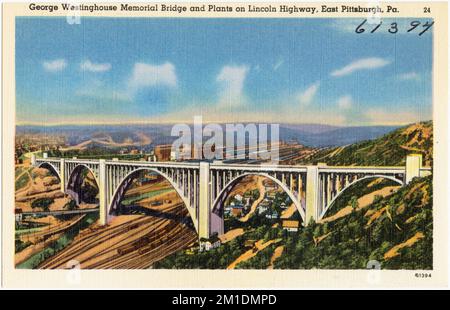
[34,154,432,170]
[34,156,433,177]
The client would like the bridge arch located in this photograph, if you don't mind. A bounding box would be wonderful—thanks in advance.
[320,174,404,219]
[37,162,60,180]
[107,167,198,233]
[212,172,306,223]
[67,164,100,190]
[66,164,100,204]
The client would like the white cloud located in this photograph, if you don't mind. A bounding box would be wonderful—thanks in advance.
[216,65,249,107]
[399,72,420,81]
[128,62,177,90]
[337,95,353,109]
[331,57,390,77]
[43,59,67,72]
[80,60,111,72]
[273,59,284,71]
[297,82,320,107]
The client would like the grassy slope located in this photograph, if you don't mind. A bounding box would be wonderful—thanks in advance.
[274,175,432,269]
[305,121,433,166]
[155,176,432,269]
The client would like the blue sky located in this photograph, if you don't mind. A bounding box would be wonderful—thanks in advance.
[16,17,432,126]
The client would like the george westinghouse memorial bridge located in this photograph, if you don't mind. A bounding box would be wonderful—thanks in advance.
[32,154,431,239]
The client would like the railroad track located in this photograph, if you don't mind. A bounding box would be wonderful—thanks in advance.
[87,220,187,269]
[39,216,151,268]
[39,204,196,269]
[81,218,175,269]
[83,221,194,269]
[20,215,86,244]
[113,228,196,269]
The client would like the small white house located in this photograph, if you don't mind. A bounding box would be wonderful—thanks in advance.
[224,206,232,216]
[258,204,269,215]
[15,213,23,222]
[266,211,279,219]
[199,240,221,252]
[234,194,243,202]
[282,220,299,232]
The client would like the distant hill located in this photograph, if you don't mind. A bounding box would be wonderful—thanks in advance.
[16,124,175,150]
[16,123,399,149]
[304,121,433,166]
[280,125,398,147]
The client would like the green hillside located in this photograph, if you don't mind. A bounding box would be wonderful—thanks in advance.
[155,175,432,270]
[274,175,432,269]
[306,121,432,166]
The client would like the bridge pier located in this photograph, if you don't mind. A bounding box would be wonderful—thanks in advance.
[406,154,422,184]
[60,158,66,192]
[305,166,319,225]
[98,159,107,226]
[198,162,211,239]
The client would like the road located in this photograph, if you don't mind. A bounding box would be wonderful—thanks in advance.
[20,208,99,218]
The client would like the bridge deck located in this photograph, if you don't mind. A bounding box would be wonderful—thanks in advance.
[35,157,432,171]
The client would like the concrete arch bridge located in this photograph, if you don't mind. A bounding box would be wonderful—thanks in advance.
[32,154,430,239]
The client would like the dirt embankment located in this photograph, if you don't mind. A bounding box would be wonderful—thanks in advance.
[219,228,245,244]
[227,238,281,270]
[239,178,266,222]
[319,185,400,224]
[384,232,424,260]
[268,245,284,269]
[281,204,297,219]
[15,166,100,212]
[16,167,64,207]
[226,175,261,199]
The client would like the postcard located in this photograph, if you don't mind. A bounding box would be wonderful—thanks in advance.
[1,1,448,288]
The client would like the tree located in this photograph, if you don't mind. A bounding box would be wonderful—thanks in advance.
[373,194,383,204]
[350,196,359,211]
[64,200,78,210]
[31,198,54,211]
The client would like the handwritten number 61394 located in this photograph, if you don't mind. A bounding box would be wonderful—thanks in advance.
[355,19,434,36]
